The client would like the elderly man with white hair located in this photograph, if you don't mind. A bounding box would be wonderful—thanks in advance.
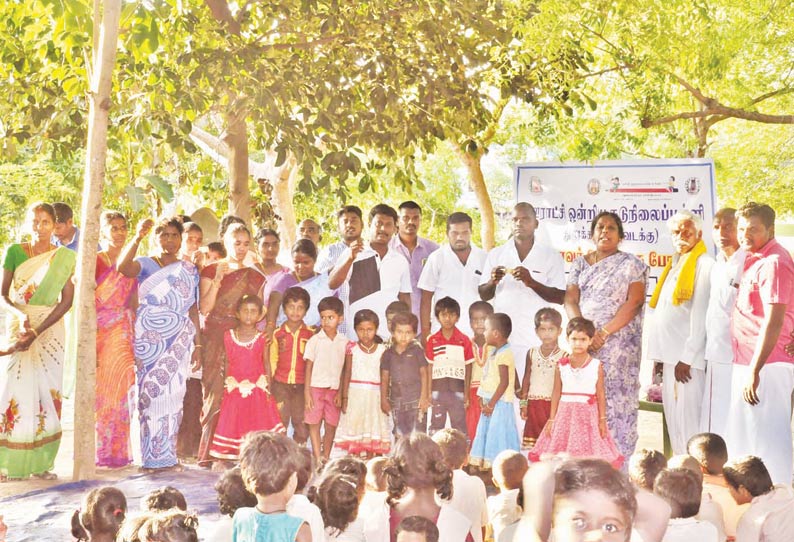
[647,210,714,454]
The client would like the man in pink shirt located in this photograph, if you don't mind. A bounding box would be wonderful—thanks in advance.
[727,202,794,486]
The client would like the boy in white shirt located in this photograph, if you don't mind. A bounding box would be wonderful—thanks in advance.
[654,468,718,542]
[432,428,488,542]
[667,455,726,541]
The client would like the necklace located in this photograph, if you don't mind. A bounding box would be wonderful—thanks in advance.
[232,329,259,349]
[537,345,559,363]
[569,354,591,373]
[27,242,53,258]
[359,342,378,354]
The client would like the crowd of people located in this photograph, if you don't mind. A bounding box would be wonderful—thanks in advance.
[1,196,794,540]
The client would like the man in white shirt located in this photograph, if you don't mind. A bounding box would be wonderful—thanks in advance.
[329,204,412,339]
[647,210,713,455]
[316,205,364,273]
[478,202,565,378]
[701,208,746,438]
[418,212,487,338]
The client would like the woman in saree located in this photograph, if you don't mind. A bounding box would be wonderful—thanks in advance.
[0,202,76,481]
[196,223,266,467]
[263,238,337,331]
[563,211,648,459]
[255,227,288,290]
[118,216,200,472]
[94,211,136,468]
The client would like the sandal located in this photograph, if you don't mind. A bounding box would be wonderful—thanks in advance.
[31,471,57,480]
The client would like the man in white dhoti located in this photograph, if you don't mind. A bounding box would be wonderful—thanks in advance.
[700,208,745,438]
[648,210,713,455]
[726,202,794,486]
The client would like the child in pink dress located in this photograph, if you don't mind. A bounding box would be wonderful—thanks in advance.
[210,294,284,461]
[528,317,622,468]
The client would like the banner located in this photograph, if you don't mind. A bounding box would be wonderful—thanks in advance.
[514,159,717,290]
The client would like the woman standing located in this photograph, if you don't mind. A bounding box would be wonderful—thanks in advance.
[264,239,336,330]
[255,228,288,292]
[0,202,76,480]
[563,211,648,459]
[196,223,266,467]
[118,216,200,471]
[94,211,137,468]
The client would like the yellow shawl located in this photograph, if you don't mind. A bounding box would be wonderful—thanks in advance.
[649,239,707,308]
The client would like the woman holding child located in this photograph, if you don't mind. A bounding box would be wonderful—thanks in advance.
[563,211,648,459]
[196,222,266,466]
[0,202,76,480]
[118,216,201,471]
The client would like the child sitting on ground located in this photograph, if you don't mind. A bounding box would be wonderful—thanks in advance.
[466,301,493,443]
[628,448,667,491]
[667,455,725,541]
[137,510,200,542]
[654,468,718,542]
[286,447,324,542]
[202,466,257,541]
[235,430,311,542]
[71,487,127,542]
[432,428,488,542]
[395,516,440,542]
[142,486,187,512]
[687,432,748,538]
[724,455,794,542]
[304,296,350,462]
[487,450,528,542]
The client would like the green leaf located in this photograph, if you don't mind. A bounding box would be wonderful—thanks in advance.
[125,185,147,212]
[139,174,174,202]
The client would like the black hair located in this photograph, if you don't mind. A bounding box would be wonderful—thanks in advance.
[534,307,562,329]
[337,205,363,220]
[653,468,702,519]
[434,296,460,319]
[291,238,318,261]
[316,472,363,536]
[738,201,776,229]
[398,201,422,213]
[155,216,185,236]
[386,300,410,317]
[215,467,257,517]
[236,293,265,314]
[29,201,57,222]
[324,455,368,484]
[446,212,472,232]
[206,241,227,258]
[628,448,667,491]
[431,428,468,470]
[396,516,439,542]
[183,221,202,234]
[566,316,596,338]
[53,201,74,223]
[296,446,315,492]
[255,227,280,243]
[492,450,528,491]
[390,311,418,333]
[468,300,494,319]
[385,433,453,506]
[219,215,245,238]
[71,486,127,541]
[369,203,399,224]
[318,296,344,316]
[554,458,637,525]
[366,456,389,492]
[101,211,127,227]
[487,313,512,339]
[723,455,774,497]
[282,286,310,310]
[137,510,199,542]
[142,486,187,512]
[687,433,728,475]
[354,309,380,330]
[590,211,625,239]
[240,431,303,497]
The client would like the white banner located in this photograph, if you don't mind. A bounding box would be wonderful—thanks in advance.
[514,159,717,290]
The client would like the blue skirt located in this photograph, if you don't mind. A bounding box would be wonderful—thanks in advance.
[469,400,520,468]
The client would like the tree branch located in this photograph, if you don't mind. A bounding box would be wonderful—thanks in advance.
[204,0,241,35]
[748,87,794,107]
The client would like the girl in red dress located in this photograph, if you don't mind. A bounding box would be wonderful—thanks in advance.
[210,294,284,462]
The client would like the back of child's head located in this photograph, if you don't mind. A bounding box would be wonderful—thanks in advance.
[71,486,127,541]
[354,308,380,330]
[390,311,418,334]
[318,295,344,316]
[366,456,389,492]
[653,468,702,519]
[486,313,512,339]
[468,300,494,320]
[315,471,363,536]
[667,455,704,485]
[296,446,315,492]
[534,307,562,329]
[215,466,257,518]
[431,428,468,471]
[206,241,226,259]
[283,286,310,310]
[565,316,596,338]
[628,448,667,491]
[116,514,149,542]
[239,430,302,497]
[492,450,528,491]
[687,432,728,475]
[385,433,452,505]
[137,510,199,542]
[396,515,440,542]
[324,455,367,487]
[723,455,773,497]
[142,486,187,512]
[235,293,264,314]
[434,296,460,319]
[553,458,637,534]
[386,300,410,318]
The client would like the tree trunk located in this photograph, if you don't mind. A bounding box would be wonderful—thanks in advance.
[224,111,251,225]
[460,149,495,250]
[73,0,121,481]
